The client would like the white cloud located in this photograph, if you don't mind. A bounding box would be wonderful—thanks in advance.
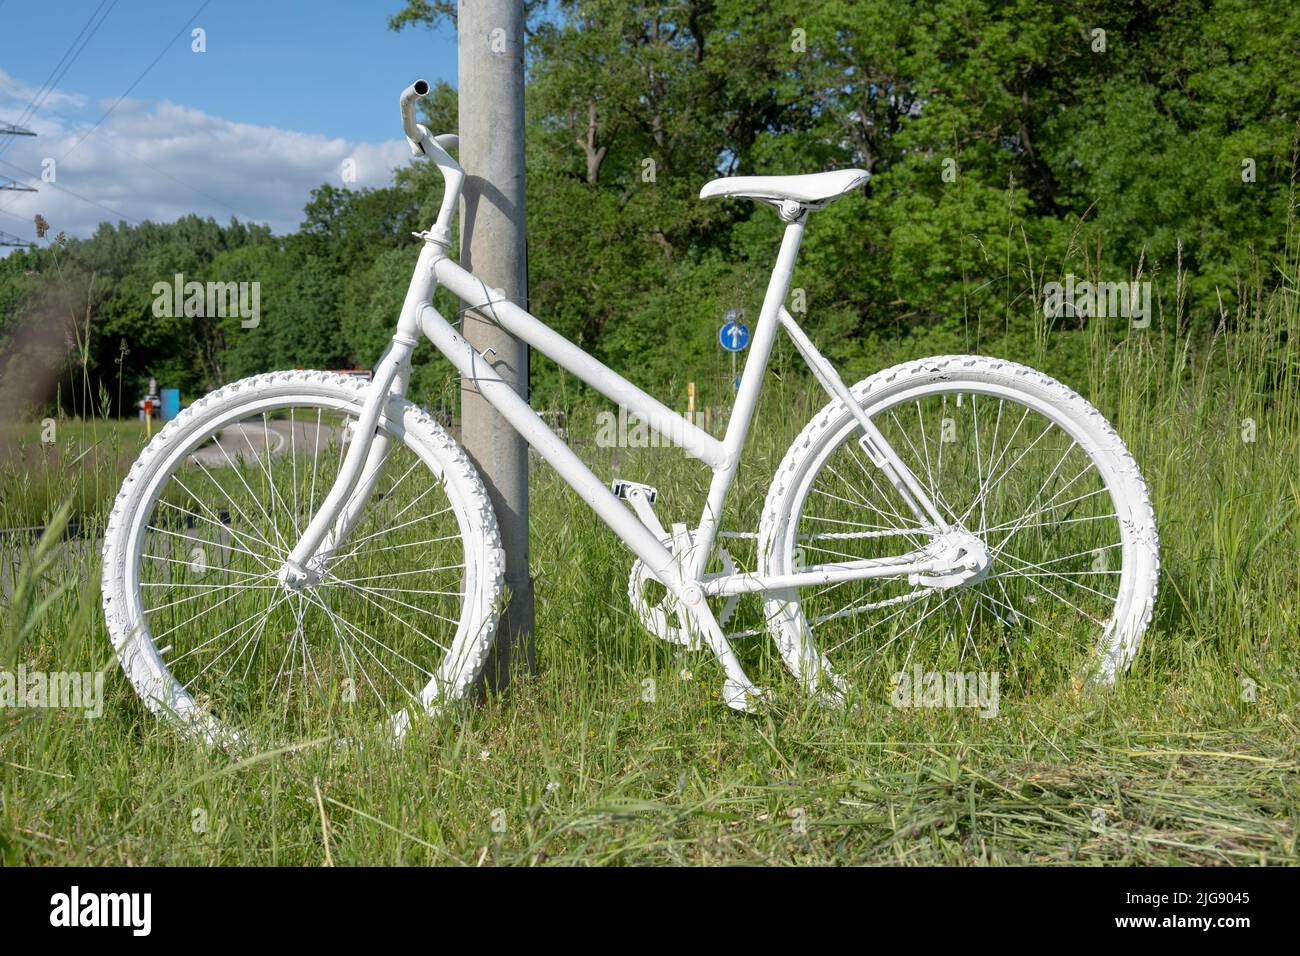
[0,70,88,123]
[0,69,415,250]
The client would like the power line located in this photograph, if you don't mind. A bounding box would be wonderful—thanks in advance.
[0,156,138,226]
[0,98,251,222]
[0,0,120,161]
[0,0,213,225]
[0,120,39,204]
[0,229,34,249]
[54,0,214,169]
[0,206,37,225]
[0,0,117,157]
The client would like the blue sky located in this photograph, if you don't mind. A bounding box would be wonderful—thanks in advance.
[0,0,460,247]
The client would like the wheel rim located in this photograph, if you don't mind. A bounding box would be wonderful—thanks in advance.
[123,394,475,738]
[771,381,1141,693]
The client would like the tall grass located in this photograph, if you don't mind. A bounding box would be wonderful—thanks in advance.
[0,209,1296,866]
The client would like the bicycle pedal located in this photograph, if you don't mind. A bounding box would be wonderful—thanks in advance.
[611,479,658,504]
[721,680,770,713]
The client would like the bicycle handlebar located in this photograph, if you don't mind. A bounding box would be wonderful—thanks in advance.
[401,80,460,156]
[400,79,430,144]
[399,79,464,245]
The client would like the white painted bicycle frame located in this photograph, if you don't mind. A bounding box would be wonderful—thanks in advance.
[278,82,962,706]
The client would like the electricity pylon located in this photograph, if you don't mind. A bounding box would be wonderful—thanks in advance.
[1,121,38,244]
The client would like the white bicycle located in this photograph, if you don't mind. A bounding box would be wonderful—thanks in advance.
[102,81,1159,743]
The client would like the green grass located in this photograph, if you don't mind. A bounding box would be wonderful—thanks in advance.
[0,417,149,529]
[1,235,1297,867]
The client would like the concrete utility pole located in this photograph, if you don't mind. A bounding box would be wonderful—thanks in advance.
[457,0,534,689]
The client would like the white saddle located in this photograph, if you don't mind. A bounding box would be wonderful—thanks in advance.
[699,168,870,208]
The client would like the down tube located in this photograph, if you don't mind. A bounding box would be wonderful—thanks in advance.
[416,302,681,585]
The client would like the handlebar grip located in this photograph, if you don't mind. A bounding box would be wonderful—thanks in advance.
[400,79,430,143]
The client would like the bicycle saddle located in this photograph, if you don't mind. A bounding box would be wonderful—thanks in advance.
[699,168,870,208]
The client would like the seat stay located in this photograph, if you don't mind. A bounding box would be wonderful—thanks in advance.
[778,307,950,532]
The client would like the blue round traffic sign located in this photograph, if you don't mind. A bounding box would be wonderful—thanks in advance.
[719,321,750,352]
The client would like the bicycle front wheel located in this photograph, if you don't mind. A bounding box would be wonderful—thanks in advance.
[101,370,503,744]
[757,355,1159,699]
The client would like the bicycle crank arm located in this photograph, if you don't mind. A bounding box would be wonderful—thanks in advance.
[675,579,769,713]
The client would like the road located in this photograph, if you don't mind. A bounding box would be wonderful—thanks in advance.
[188,416,344,468]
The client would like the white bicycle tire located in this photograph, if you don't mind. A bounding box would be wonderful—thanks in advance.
[758,355,1159,693]
[101,370,504,744]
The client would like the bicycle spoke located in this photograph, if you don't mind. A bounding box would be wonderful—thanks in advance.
[126,394,472,735]
[787,380,1133,690]
[198,439,287,554]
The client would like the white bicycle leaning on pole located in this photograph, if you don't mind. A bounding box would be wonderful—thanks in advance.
[102,81,1160,744]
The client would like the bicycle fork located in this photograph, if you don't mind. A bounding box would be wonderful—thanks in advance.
[278,243,439,590]
[277,339,413,589]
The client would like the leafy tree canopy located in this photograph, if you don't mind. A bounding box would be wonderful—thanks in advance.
[1,0,1294,415]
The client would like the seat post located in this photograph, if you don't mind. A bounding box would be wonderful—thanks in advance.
[774,199,810,224]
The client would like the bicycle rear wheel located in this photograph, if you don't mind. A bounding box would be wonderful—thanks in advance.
[758,356,1159,698]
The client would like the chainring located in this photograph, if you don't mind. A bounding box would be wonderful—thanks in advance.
[627,536,739,646]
